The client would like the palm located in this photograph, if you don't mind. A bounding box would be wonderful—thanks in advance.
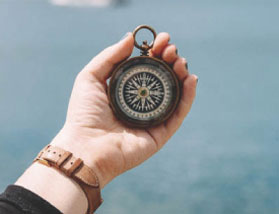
[67,73,163,171]
[61,32,197,187]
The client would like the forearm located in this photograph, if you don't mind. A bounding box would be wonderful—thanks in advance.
[15,160,88,214]
[15,129,109,214]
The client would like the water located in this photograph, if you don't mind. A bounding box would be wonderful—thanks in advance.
[0,0,278,213]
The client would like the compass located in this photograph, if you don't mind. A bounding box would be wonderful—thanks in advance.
[108,25,180,128]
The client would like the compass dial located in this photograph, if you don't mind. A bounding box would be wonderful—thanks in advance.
[119,66,170,120]
[123,72,164,113]
[109,56,180,128]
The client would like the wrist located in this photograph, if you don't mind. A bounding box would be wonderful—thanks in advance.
[49,126,118,189]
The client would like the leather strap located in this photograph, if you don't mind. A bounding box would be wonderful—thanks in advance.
[34,145,103,214]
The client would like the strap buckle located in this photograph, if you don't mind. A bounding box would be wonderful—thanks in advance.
[37,158,51,167]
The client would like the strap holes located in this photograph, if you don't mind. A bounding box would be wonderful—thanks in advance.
[59,154,61,157]
[71,162,73,165]
[53,151,56,154]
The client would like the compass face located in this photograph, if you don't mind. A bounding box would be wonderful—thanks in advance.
[119,66,169,119]
[109,56,180,128]
[123,72,164,113]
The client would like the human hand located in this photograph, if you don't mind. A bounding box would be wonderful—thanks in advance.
[51,32,198,189]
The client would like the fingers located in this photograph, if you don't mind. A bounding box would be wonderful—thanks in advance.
[161,44,178,64]
[151,32,178,64]
[151,32,170,56]
[82,32,134,82]
[165,74,198,134]
[173,57,189,81]
[150,31,195,136]
[151,32,190,87]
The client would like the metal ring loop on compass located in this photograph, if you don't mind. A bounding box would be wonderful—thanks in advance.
[133,25,157,52]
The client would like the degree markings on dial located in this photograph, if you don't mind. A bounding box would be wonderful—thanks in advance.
[117,65,173,120]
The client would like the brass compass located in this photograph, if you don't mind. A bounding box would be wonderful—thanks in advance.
[108,25,180,128]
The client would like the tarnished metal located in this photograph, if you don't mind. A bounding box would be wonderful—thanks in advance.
[133,25,157,56]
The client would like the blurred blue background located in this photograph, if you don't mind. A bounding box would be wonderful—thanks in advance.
[0,0,278,213]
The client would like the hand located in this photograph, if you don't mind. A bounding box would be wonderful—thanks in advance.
[51,32,198,189]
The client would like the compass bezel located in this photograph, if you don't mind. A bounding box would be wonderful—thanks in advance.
[108,56,180,128]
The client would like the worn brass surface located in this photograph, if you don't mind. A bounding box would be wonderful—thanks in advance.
[133,25,157,55]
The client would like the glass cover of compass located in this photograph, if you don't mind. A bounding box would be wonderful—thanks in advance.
[108,56,180,128]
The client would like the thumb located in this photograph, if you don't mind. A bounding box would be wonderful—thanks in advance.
[82,32,134,82]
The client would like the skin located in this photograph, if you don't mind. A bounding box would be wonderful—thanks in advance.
[16,32,198,214]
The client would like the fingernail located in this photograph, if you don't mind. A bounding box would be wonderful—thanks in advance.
[120,32,129,41]
[185,62,188,70]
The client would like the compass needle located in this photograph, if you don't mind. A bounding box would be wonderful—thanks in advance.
[136,100,140,110]
[150,90,164,96]
[130,95,140,105]
[126,90,138,95]
[147,80,157,90]
[146,102,151,111]
[132,79,141,89]
[146,74,152,85]
[147,96,156,106]
[142,73,147,87]
[141,97,146,110]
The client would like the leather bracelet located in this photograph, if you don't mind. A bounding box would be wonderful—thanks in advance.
[34,144,103,214]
